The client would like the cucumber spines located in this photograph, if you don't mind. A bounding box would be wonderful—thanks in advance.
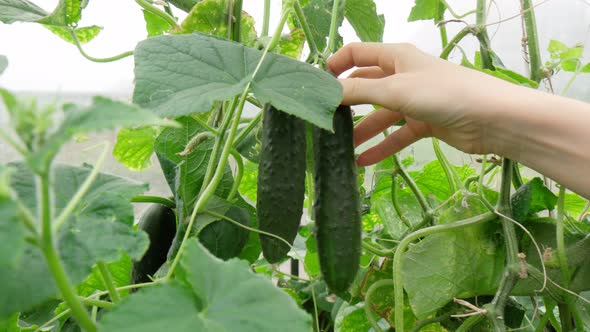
[313,105,362,295]
[257,104,307,263]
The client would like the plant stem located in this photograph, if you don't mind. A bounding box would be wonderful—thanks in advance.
[233,109,262,146]
[440,26,476,60]
[310,280,321,332]
[558,303,573,332]
[167,9,292,279]
[167,97,243,279]
[80,297,115,310]
[556,185,570,286]
[231,0,242,42]
[294,0,319,59]
[53,142,109,232]
[476,0,493,69]
[439,0,477,19]
[192,115,218,135]
[364,279,391,332]
[135,0,178,29]
[130,195,176,208]
[69,29,133,63]
[520,0,542,82]
[199,98,237,198]
[39,175,96,332]
[393,212,497,331]
[561,70,580,95]
[436,1,448,48]
[512,162,524,189]
[465,162,497,189]
[261,0,271,37]
[456,315,485,332]
[390,173,412,228]
[487,159,519,332]
[227,150,243,201]
[432,138,463,193]
[362,240,394,258]
[97,261,120,303]
[391,154,430,214]
[0,127,28,156]
[578,201,590,221]
[324,0,342,57]
[17,200,38,235]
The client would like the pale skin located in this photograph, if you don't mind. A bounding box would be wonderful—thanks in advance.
[327,42,590,200]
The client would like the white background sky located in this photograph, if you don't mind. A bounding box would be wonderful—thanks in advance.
[0,1,589,98]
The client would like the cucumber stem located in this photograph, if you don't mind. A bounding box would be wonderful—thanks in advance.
[39,174,96,332]
[97,261,120,303]
[364,279,392,332]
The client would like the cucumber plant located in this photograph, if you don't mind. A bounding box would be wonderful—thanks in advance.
[1,0,590,331]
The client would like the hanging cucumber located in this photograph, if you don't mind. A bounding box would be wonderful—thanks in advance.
[313,105,361,295]
[256,104,306,263]
[132,204,177,284]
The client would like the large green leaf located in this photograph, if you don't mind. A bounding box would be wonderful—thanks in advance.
[179,0,257,46]
[0,0,48,24]
[99,240,312,331]
[344,0,384,42]
[511,177,557,222]
[113,126,158,171]
[0,164,149,318]
[195,196,250,260]
[133,33,342,130]
[402,195,504,318]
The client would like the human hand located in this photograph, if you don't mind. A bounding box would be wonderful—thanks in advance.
[328,42,522,166]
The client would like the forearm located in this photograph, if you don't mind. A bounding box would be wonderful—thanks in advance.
[487,86,590,199]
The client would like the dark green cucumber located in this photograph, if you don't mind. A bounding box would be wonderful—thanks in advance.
[257,104,306,263]
[313,105,361,295]
[132,204,176,284]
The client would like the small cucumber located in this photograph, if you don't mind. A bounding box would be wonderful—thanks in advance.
[132,204,177,284]
[257,104,306,263]
[313,105,361,295]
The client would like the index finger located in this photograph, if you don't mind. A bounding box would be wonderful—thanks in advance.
[327,43,413,76]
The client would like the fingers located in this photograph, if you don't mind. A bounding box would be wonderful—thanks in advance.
[354,108,404,147]
[328,42,418,76]
[339,76,407,110]
[349,67,388,79]
[356,125,422,166]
